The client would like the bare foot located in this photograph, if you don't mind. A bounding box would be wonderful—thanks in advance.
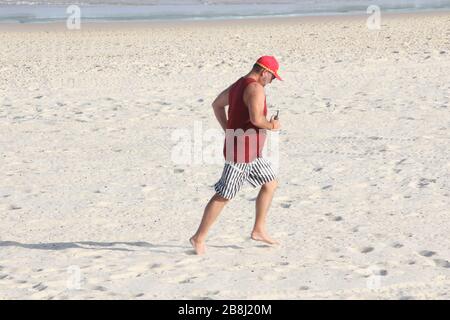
[189,236,206,255]
[251,231,279,245]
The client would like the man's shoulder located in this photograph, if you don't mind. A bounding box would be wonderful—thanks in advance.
[244,81,264,98]
[243,81,264,107]
[245,80,263,91]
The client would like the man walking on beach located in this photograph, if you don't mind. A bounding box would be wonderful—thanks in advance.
[190,56,282,255]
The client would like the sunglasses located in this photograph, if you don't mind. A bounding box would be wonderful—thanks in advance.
[264,70,275,80]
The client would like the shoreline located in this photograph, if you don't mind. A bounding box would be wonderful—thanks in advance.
[0,8,449,31]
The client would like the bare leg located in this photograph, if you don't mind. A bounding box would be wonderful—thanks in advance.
[251,180,279,245]
[190,193,229,254]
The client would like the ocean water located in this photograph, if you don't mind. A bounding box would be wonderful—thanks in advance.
[1,0,450,23]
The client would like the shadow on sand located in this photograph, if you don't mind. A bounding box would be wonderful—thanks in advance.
[0,241,191,253]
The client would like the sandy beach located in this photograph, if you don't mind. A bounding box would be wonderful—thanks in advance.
[1,10,450,299]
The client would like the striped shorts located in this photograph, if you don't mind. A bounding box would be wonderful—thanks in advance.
[214,157,277,200]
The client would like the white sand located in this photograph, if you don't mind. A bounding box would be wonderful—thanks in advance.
[1,11,450,299]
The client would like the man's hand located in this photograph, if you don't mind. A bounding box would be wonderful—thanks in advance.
[270,116,281,131]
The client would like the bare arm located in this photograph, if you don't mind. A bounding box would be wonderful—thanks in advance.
[244,83,280,130]
[211,85,231,132]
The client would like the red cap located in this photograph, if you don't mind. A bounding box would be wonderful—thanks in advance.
[256,56,282,81]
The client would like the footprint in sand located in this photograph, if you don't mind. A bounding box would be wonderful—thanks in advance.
[434,259,450,268]
[15,279,28,284]
[360,247,374,254]
[179,276,197,284]
[299,286,310,291]
[366,269,388,276]
[199,285,219,296]
[274,196,293,209]
[32,283,48,292]
[93,285,107,292]
[418,250,436,257]
[326,213,343,222]
[391,242,404,248]
[417,178,436,188]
